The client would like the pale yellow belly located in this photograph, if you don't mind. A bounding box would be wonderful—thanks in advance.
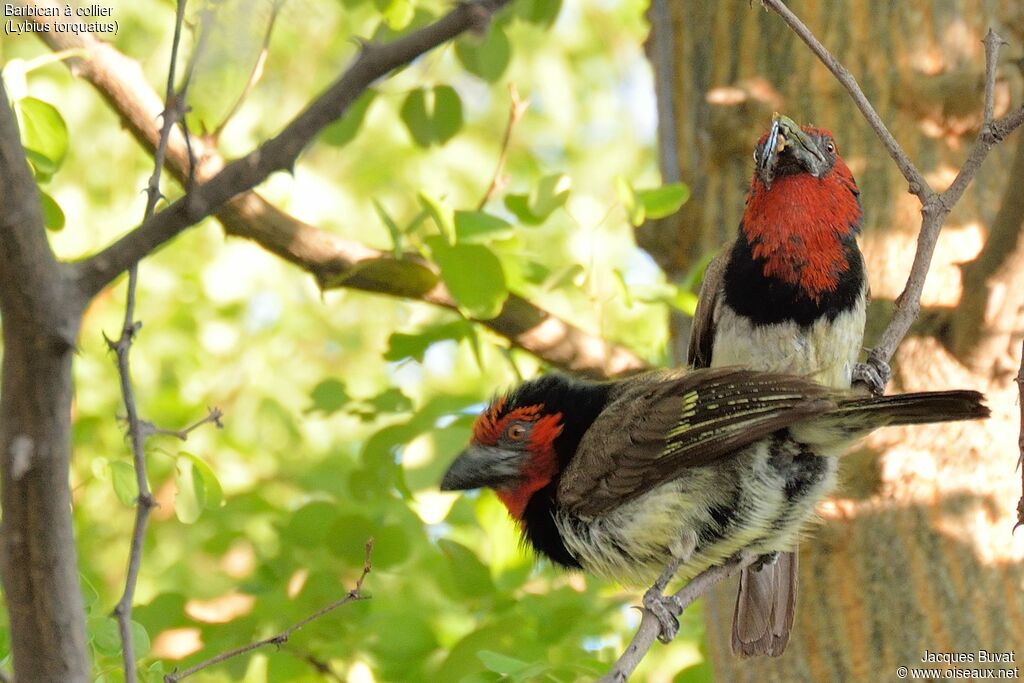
[710,296,866,389]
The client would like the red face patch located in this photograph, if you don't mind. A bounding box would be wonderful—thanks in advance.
[472,401,564,519]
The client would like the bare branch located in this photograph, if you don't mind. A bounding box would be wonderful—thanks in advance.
[142,407,224,441]
[760,0,931,198]
[111,3,191,679]
[72,0,514,299]
[1015,340,1024,533]
[478,83,529,209]
[164,539,374,683]
[599,553,757,682]
[763,0,1024,375]
[0,75,73,343]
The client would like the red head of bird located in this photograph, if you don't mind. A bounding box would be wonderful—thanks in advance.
[741,114,862,302]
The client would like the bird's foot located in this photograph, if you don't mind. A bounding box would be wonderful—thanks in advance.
[642,586,685,644]
[751,551,779,571]
[852,358,890,396]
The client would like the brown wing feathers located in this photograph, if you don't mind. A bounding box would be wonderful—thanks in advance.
[558,368,836,516]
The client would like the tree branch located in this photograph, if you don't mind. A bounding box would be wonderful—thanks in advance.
[478,83,529,209]
[1015,340,1024,532]
[0,75,74,342]
[599,553,757,682]
[23,2,645,379]
[71,0,513,299]
[164,539,373,683]
[110,3,191,678]
[762,0,1024,376]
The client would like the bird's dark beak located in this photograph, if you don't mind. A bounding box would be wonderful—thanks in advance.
[440,444,522,491]
[756,113,828,188]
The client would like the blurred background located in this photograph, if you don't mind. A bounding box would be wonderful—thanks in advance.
[2,0,1023,681]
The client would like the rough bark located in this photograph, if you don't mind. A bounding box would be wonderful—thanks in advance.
[0,81,89,682]
[647,1,1024,680]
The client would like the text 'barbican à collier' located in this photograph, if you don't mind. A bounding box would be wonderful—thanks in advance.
[4,4,111,17]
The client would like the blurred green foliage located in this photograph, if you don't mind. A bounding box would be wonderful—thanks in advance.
[1,0,709,680]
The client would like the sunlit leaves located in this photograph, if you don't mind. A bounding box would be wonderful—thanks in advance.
[14,96,68,180]
[504,173,571,224]
[455,24,512,82]
[110,460,140,506]
[454,210,514,243]
[174,452,224,524]
[426,236,508,319]
[10,95,69,231]
[375,0,414,29]
[516,0,563,26]
[384,320,475,363]
[617,177,690,226]
[418,191,456,243]
[401,86,464,147]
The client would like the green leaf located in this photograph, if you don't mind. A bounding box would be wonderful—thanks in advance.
[636,182,690,219]
[14,97,68,180]
[308,378,349,415]
[384,321,474,363]
[418,191,456,244]
[427,237,508,319]
[373,199,404,258]
[400,86,464,147]
[130,620,150,658]
[529,173,571,219]
[454,210,514,243]
[612,268,634,308]
[438,539,495,598]
[39,189,65,231]
[400,88,433,147]
[503,193,544,225]
[455,25,512,82]
[504,174,571,225]
[179,451,224,509]
[477,650,532,675]
[517,0,562,26]
[110,460,139,506]
[174,452,224,523]
[88,617,121,657]
[376,0,414,29]
[320,89,377,147]
[616,176,644,226]
[431,85,464,144]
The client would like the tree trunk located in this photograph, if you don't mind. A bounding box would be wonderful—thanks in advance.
[0,79,90,682]
[646,0,1024,679]
[0,335,89,682]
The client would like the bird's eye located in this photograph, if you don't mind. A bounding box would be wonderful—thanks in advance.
[825,141,836,154]
[505,423,527,441]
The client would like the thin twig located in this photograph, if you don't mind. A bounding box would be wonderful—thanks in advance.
[599,553,757,683]
[212,0,283,141]
[477,83,529,209]
[164,539,374,683]
[1015,340,1024,532]
[762,0,1024,375]
[142,407,224,440]
[110,2,190,680]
